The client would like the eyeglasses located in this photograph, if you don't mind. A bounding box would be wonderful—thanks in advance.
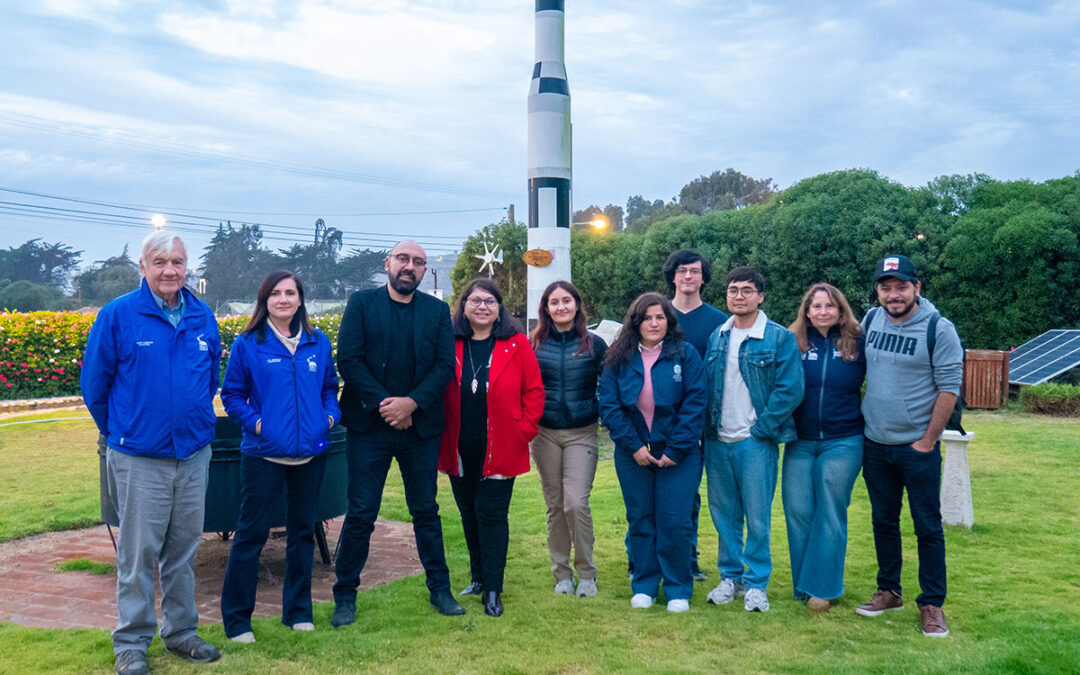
[393,253,427,268]
[676,267,703,277]
[726,286,760,298]
[466,297,498,308]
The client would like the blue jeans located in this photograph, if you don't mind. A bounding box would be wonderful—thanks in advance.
[781,435,863,600]
[221,453,327,637]
[862,438,947,607]
[333,431,451,602]
[705,437,779,590]
[614,449,700,601]
[106,446,210,655]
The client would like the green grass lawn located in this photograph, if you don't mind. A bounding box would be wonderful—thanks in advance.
[1,409,1078,673]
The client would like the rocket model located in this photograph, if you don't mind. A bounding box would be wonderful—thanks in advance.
[526,0,571,327]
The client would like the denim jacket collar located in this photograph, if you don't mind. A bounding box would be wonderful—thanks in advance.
[719,310,768,340]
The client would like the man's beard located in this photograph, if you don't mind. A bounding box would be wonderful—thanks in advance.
[884,298,917,319]
[389,271,419,295]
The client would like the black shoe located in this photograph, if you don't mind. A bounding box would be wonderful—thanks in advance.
[115,650,149,675]
[691,560,707,582]
[430,590,466,616]
[483,591,503,618]
[331,600,356,628]
[459,581,483,596]
[165,636,220,664]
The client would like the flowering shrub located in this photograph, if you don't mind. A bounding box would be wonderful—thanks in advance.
[0,310,344,400]
[0,310,95,399]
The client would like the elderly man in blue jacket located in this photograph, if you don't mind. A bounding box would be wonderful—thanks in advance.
[82,231,222,675]
[703,266,804,613]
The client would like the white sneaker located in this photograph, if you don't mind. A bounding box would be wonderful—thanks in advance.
[576,578,597,597]
[666,599,690,613]
[554,578,575,595]
[630,593,654,609]
[706,578,746,605]
[230,631,255,643]
[291,622,315,632]
[744,587,770,612]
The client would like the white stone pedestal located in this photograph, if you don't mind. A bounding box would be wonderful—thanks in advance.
[940,430,975,528]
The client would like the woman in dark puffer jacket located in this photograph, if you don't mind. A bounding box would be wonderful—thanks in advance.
[530,281,607,598]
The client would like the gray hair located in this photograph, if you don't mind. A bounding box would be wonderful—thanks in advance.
[139,230,186,265]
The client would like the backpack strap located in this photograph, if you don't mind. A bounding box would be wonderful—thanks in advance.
[927,313,939,363]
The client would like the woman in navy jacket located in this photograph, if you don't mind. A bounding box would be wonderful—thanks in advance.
[220,271,341,642]
[599,292,707,613]
[782,283,866,613]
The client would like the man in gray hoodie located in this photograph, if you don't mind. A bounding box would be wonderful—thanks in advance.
[855,254,962,638]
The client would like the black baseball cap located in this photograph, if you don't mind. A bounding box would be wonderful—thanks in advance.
[875,254,917,283]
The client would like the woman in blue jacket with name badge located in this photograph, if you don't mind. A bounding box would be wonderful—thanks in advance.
[782,283,866,613]
[599,293,707,613]
[220,271,341,642]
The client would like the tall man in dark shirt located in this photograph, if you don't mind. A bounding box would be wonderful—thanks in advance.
[664,249,728,581]
[332,241,465,625]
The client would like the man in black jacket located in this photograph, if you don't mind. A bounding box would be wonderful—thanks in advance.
[331,241,464,625]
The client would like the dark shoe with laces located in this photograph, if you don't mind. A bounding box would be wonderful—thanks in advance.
[115,650,149,675]
[483,591,503,618]
[459,581,483,596]
[920,605,949,637]
[430,590,466,616]
[165,636,220,663]
[331,600,356,628]
[855,589,904,617]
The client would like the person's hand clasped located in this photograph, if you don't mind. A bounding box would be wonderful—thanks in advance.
[633,446,657,466]
[380,397,418,430]
[656,454,677,468]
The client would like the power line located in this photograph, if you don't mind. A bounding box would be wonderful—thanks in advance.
[0,111,518,200]
[0,186,495,240]
[0,185,505,219]
[0,205,462,252]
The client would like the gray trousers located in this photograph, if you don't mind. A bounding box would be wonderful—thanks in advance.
[530,424,599,582]
[106,446,210,654]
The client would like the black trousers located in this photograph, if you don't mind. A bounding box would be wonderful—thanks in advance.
[449,459,515,594]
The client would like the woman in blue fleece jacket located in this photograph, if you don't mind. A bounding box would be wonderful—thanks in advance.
[598,293,707,613]
[782,283,865,614]
[220,271,341,642]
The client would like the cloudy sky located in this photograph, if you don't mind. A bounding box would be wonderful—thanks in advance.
[1,0,1077,267]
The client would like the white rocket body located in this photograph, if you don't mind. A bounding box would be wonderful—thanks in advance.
[527,0,571,327]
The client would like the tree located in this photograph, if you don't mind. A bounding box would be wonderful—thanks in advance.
[0,280,70,312]
[278,219,346,298]
[0,239,82,290]
[624,195,669,231]
[677,168,776,214]
[338,248,387,294]
[74,246,140,307]
[199,222,280,306]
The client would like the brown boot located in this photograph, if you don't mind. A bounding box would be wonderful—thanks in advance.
[920,605,949,637]
[855,589,903,617]
[807,597,831,614]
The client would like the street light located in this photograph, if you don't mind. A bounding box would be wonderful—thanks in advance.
[150,213,166,229]
[571,214,608,230]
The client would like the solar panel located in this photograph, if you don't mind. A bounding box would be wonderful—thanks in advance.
[1009,329,1080,385]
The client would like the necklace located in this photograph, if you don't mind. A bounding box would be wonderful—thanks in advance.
[466,337,491,394]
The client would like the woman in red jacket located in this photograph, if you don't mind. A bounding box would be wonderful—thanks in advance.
[439,278,545,618]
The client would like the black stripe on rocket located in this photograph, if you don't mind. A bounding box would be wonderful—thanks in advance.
[529,177,571,229]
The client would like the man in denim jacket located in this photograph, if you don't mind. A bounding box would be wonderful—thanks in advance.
[703,267,804,613]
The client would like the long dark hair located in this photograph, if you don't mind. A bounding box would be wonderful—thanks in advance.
[788,282,862,361]
[452,278,523,340]
[604,292,683,369]
[241,271,313,343]
[530,280,593,355]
